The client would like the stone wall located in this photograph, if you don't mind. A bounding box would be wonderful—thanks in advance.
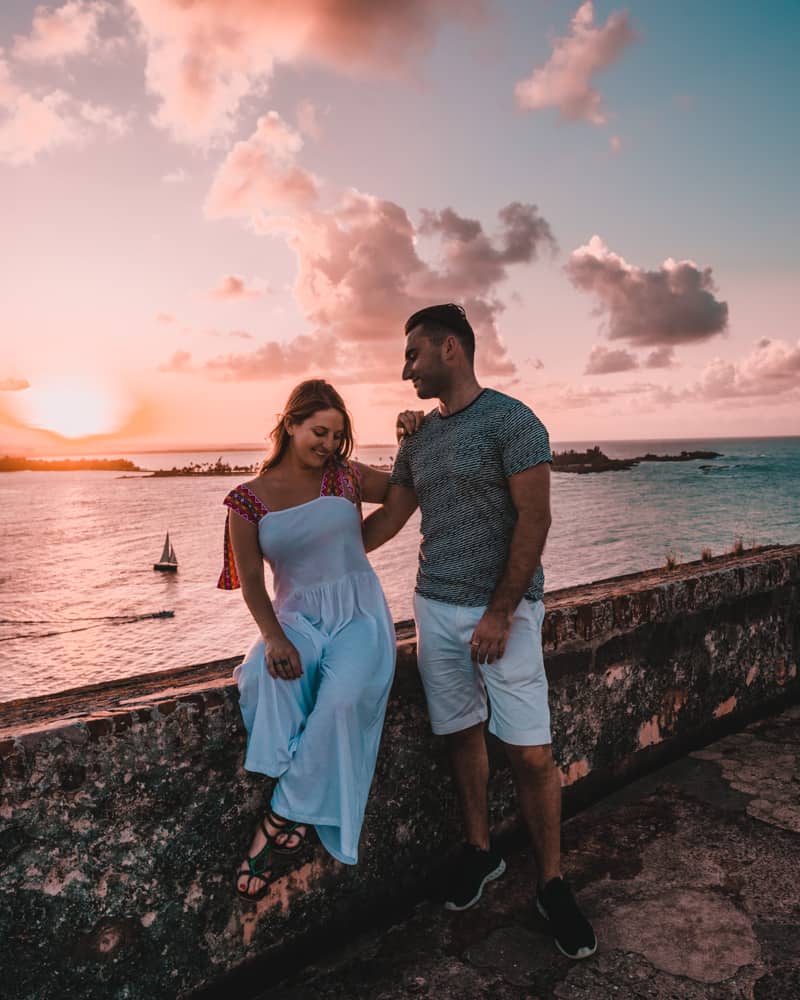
[1,545,798,1000]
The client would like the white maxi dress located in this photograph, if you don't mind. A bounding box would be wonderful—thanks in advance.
[219,460,396,865]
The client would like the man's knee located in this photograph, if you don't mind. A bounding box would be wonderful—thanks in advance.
[505,742,555,777]
[443,721,486,750]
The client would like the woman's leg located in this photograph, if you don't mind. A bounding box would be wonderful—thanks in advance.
[235,621,322,896]
[269,615,395,864]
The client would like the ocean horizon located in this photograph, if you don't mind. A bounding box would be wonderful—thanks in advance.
[14,432,800,464]
[1,435,799,704]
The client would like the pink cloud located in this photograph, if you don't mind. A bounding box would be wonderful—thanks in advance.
[204,112,319,219]
[418,202,557,291]
[566,235,728,349]
[156,312,175,324]
[544,381,660,410]
[159,350,193,373]
[0,87,77,165]
[204,335,329,381]
[78,100,129,135]
[692,338,800,400]
[209,275,264,300]
[127,0,486,144]
[0,58,17,105]
[288,195,554,379]
[644,346,675,369]
[515,1,636,125]
[12,1,110,64]
[0,56,127,164]
[203,186,554,382]
[609,134,622,154]
[585,345,638,374]
[296,99,321,140]
[201,111,554,383]
[0,377,31,391]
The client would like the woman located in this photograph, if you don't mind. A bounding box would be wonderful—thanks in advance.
[218,378,398,900]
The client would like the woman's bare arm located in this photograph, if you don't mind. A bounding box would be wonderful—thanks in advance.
[353,461,391,504]
[228,513,302,680]
[361,484,418,552]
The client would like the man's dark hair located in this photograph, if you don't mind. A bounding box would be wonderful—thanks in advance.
[404,303,476,364]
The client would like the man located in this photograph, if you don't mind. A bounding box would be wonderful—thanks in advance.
[363,303,596,960]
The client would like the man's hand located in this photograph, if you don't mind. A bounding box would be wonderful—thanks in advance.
[469,608,513,665]
[396,410,425,443]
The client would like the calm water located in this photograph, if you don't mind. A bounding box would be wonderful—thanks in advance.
[1,438,798,703]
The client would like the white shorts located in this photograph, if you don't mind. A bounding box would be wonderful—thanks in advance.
[413,592,551,746]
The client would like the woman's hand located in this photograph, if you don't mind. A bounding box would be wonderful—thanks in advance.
[264,632,303,680]
[396,410,425,443]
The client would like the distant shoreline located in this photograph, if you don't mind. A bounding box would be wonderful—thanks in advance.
[3,448,723,476]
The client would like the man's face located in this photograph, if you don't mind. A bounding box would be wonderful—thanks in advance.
[402,326,448,399]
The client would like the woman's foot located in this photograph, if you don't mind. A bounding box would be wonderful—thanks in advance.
[236,811,310,899]
[236,818,275,900]
[265,809,310,855]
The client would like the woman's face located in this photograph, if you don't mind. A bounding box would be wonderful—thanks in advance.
[287,408,345,467]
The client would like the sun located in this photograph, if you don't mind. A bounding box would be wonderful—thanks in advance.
[21,377,124,439]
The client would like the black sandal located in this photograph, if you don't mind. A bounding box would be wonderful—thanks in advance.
[266,809,310,856]
[235,819,275,901]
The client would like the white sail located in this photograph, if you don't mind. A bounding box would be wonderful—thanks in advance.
[159,532,171,563]
[168,542,177,564]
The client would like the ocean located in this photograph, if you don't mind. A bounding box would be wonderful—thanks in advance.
[1,437,798,703]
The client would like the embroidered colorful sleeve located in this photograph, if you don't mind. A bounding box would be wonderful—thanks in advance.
[217,486,269,590]
[321,459,363,512]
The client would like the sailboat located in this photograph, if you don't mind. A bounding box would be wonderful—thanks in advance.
[153,532,178,572]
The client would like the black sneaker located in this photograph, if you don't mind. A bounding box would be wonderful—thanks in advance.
[444,843,507,911]
[535,876,597,959]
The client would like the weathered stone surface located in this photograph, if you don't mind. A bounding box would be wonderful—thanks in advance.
[258,708,799,1000]
[692,725,800,833]
[597,890,759,982]
[0,547,798,999]
[465,925,554,986]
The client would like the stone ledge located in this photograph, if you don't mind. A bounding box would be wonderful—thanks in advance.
[0,546,798,1000]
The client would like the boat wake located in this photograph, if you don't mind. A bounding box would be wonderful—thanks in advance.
[0,610,174,642]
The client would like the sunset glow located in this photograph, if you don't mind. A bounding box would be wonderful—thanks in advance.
[19,378,125,439]
[0,1,798,453]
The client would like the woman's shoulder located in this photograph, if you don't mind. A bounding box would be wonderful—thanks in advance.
[323,455,362,502]
[333,455,361,474]
[223,479,270,522]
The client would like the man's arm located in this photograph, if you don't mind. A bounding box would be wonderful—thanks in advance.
[362,484,418,552]
[469,462,551,665]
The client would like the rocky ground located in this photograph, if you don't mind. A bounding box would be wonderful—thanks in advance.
[254,705,800,1000]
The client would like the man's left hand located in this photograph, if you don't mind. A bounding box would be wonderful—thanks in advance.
[469,608,513,665]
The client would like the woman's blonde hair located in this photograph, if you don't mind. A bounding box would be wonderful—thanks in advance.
[260,379,354,473]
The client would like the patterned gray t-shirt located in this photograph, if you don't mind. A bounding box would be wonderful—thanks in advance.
[389,388,552,606]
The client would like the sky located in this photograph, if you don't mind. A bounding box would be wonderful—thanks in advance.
[1,0,798,453]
